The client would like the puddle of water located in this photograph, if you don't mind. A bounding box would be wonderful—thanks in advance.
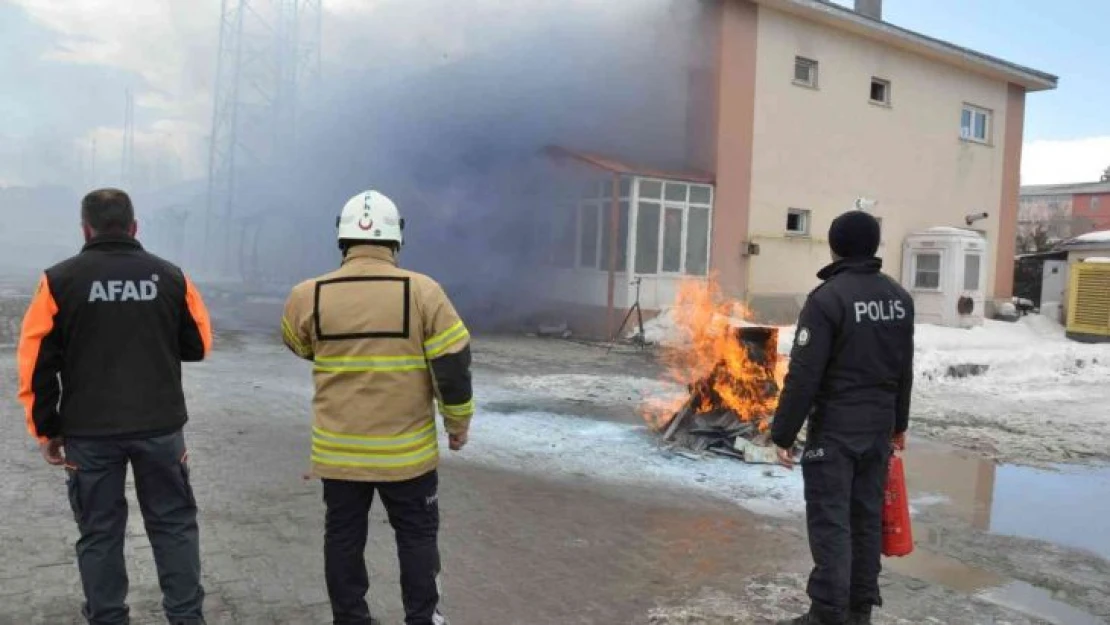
[980,580,1108,625]
[888,550,1107,625]
[905,440,1110,560]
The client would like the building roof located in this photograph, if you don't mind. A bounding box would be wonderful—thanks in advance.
[754,0,1058,92]
[1060,230,1110,250]
[543,146,716,185]
[1021,181,1110,197]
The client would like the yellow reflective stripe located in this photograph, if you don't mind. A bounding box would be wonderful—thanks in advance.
[312,442,439,469]
[438,399,475,418]
[312,423,435,450]
[424,321,469,358]
[313,354,427,373]
[282,318,308,354]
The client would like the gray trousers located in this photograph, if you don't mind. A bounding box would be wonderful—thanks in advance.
[64,430,205,625]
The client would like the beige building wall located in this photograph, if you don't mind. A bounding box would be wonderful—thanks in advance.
[743,6,1014,320]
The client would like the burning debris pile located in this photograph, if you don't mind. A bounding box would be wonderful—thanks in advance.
[643,280,804,464]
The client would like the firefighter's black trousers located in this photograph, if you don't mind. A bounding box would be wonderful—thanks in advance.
[801,431,891,625]
[64,430,205,625]
[323,470,443,625]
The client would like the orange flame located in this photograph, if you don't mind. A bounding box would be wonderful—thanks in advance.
[641,276,788,433]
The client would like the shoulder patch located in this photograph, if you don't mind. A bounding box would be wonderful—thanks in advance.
[796,326,811,347]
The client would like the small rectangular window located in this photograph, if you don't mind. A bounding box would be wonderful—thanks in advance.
[794,57,818,88]
[786,208,811,235]
[638,180,663,199]
[961,105,991,143]
[964,254,981,291]
[914,253,942,290]
[635,202,661,274]
[690,185,712,205]
[665,183,688,203]
[870,78,891,105]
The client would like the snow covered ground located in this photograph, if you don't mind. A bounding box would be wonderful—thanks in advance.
[640,310,1110,465]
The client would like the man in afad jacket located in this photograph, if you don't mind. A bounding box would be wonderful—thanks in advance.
[282,189,474,625]
[772,210,915,625]
[18,188,212,625]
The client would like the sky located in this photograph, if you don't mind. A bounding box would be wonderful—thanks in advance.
[0,0,1107,189]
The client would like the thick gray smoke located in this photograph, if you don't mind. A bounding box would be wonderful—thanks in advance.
[222,0,710,329]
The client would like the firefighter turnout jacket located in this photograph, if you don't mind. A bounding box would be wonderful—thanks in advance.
[281,245,475,483]
[17,236,213,442]
[771,257,915,449]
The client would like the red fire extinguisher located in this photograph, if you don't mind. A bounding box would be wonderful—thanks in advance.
[882,453,914,557]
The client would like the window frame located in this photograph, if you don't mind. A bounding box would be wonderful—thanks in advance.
[786,208,811,237]
[793,56,819,89]
[574,178,632,272]
[960,104,992,144]
[632,178,714,277]
[869,77,891,106]
[912,252,943,292]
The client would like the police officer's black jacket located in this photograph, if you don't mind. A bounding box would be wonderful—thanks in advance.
[17,235,212,441]
[771,257,914,449]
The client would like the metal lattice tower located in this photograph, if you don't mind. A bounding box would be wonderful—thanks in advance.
[121,89,135,188]
[204,0,322,277]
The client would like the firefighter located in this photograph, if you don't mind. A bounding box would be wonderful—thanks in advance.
[771,210,914,625]
[281,190,474,625]
[17,188,212,625]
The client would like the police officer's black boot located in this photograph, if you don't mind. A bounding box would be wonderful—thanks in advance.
[848,606,872,625]
[775,610,836,625]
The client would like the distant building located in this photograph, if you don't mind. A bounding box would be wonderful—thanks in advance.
[543,0,1057,331]
[1019,181,1110,242]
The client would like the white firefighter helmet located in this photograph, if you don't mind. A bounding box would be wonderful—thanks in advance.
[336,190,404,246]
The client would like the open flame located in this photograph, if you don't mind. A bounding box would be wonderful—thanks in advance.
[642,277,788,433]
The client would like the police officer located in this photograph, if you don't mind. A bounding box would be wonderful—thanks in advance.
[282,190,473,625]
[17,188,212,625]
[771,210,914,625]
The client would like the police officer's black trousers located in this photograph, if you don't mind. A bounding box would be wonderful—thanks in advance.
[64,430,205,625]
[323,470,442,625]
[801,433,891,624]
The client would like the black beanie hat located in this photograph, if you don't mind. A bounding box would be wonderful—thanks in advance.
[828,210,881,259]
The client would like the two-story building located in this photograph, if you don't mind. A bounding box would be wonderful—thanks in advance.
[541,0,1057,333]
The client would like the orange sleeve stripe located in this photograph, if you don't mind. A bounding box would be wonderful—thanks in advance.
[184,276,213,356]
[17,275,58,442]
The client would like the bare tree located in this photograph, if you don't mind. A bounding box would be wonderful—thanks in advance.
[1103,165,1110,182]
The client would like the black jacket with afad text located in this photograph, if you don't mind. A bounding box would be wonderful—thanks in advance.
[17,236,212,441]
[771,257,915,449]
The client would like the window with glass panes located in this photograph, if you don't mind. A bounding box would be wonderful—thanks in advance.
[634,178,713,276]
[575,177,631,272]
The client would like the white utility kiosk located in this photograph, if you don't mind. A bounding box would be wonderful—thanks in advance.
[901,227,988,328]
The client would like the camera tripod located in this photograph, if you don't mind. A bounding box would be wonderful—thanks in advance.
[608,277,651,351]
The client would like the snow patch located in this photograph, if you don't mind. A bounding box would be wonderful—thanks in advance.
[1082,257,1110,263]
[500,373,682,405]
[461,409,806,517]
[1074,230,1110,244]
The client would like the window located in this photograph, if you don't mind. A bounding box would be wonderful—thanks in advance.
[635,202,661,274]
[913,253,942,290]
[961,105,991,143]
[794,57,818,88]
[662,207,685,272]
[686,207,711,276]
[964,254,981,291]
[1093,196,1101,211]
[599,201,630,272]
[786,208,811,235]
[870,78,891,105]
[578,204,599,268]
